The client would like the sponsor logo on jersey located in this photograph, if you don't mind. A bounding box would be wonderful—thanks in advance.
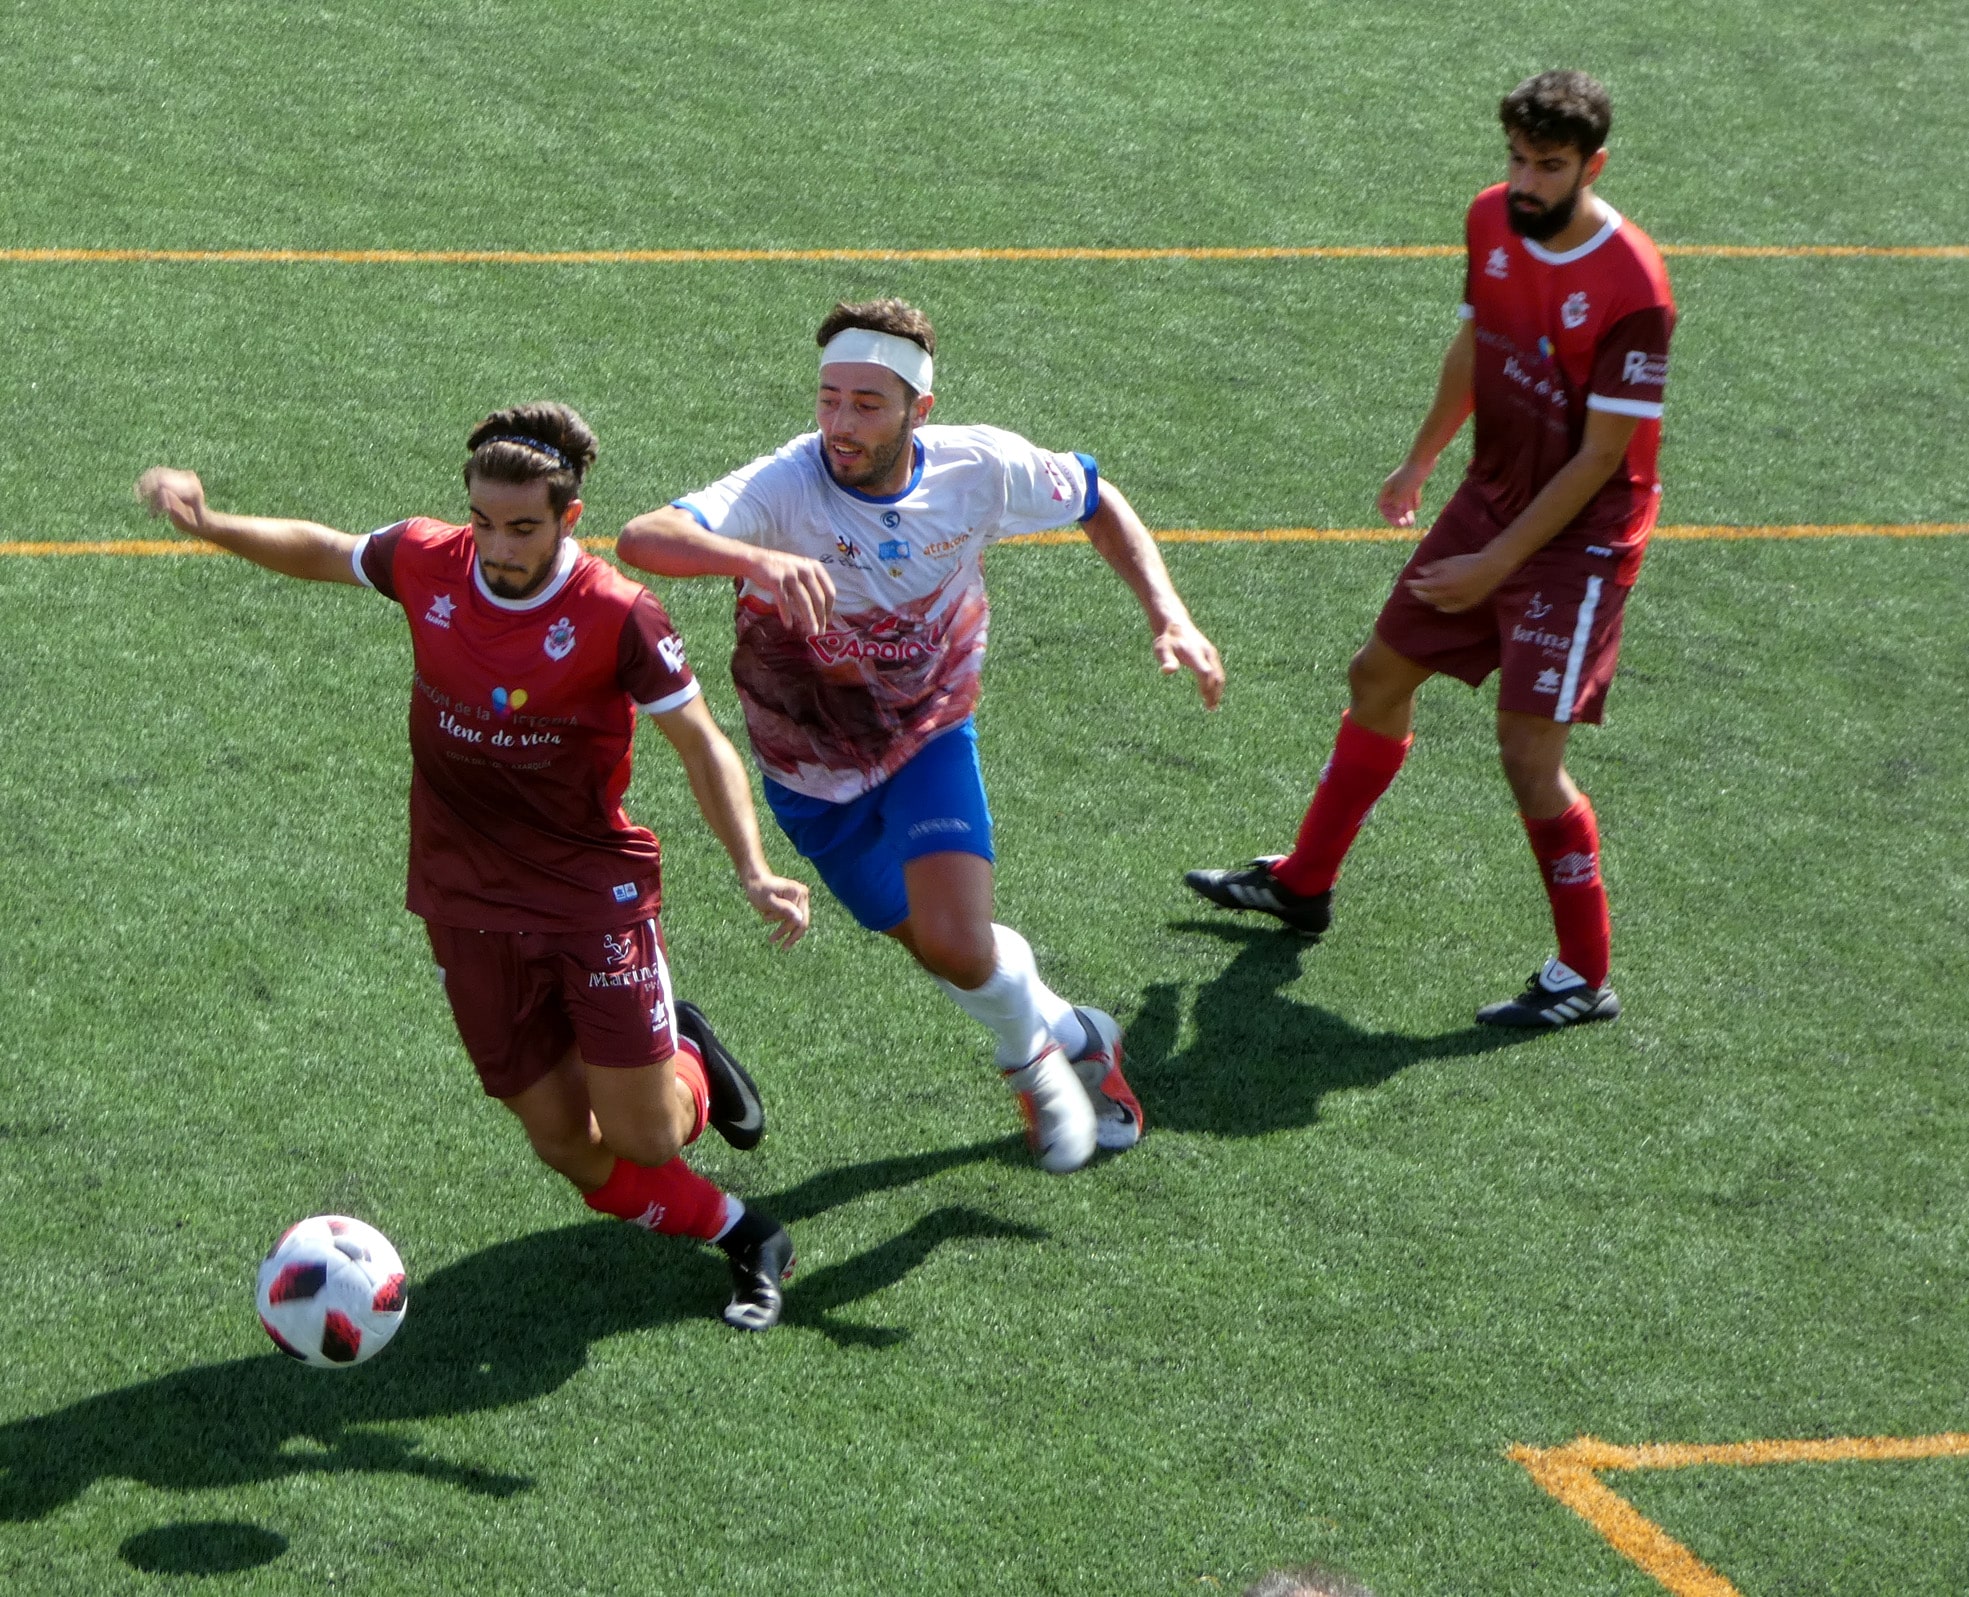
[881,509,903,529]
[612,882,638,903]
[1486,246,1510,279]
[657,634,688,675]
[878,539,911,562]
[807,613,947,667]
[1524,592,1553,619]
[1041,455,1074,502]
[424,593,456,629]
[1621,350,1669,386]
[920,534,970,558]
[834,535,859,563]
[1548,849,1600,886]
[1533,667,1563,694]
[1561,291,1590,329]
[602,930,634,965]
[544,617,576,660]
[490,686,529,717]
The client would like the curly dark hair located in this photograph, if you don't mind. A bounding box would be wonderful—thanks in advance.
[463,402,597,516]
[1500,69,1612,157]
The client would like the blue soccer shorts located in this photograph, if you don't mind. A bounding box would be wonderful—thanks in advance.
[762,720,994,933]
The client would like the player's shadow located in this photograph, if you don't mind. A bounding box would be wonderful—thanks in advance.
[1129,921,1535,1136]
[0,1171,1042,1524]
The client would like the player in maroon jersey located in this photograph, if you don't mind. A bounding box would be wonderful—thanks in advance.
[1187,70,1675,1027]
[135,403,811,1329]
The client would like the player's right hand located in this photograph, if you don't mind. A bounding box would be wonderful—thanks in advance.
[758,551,835,637]
[1377,460,1432,528]
[744,872,811,949]
[134,467,208,534]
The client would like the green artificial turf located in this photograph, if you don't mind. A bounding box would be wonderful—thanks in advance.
[3,2,1967,1593]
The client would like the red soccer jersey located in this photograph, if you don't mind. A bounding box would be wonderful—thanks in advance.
[353,519,700,932]
[1460,184,1676,583]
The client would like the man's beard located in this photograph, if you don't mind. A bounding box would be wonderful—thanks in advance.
[1507,183,1582,242]
[480,556,553,598]
[825,420,913,489]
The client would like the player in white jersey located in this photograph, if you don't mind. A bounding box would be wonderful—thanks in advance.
[619,299,1224,1173]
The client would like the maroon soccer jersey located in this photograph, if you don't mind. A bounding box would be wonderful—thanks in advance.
[353,519,700,932]
[1460,184,1676,583]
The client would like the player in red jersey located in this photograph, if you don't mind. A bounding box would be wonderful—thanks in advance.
[135,403,812,1329]
[1187,71,1675,1027]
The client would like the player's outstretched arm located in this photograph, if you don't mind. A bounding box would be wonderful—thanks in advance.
[618,506,836,638]
[650,693,810,948]
[1080,479,1225,709]
[133,468,363,585]
[1378,320,1477,528]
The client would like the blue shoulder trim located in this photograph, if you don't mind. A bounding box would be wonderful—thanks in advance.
[670,500,712,530]
[1074,452,1101,522]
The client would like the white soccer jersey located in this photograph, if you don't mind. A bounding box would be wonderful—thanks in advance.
[676,423,1098,802]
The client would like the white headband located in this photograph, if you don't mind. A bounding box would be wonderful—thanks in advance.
[819,328,934,395]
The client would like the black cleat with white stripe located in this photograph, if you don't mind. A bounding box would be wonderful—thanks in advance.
[719,1208,795,1332]
[1476,957,1621,1029]
[1183,856,1332,939]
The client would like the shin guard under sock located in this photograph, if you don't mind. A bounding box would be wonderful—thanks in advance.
[1273,711,1412,896]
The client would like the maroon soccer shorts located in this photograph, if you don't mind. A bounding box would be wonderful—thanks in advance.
[424,918,679,1099]
[1374,482,1633,725]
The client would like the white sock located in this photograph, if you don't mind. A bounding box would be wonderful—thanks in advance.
[937,924,1080,1068]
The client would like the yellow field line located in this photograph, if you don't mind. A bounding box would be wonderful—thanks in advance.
[4,523,1963,558]
[0,244,1962,265]
[1511,1432,1969,1597]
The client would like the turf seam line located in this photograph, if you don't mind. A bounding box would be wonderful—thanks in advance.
[1,245,1964,265]
[5,524,1963,558]
[1510,1433,1969,1597]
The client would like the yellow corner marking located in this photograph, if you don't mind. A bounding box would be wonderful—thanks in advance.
[4,524,1964,558]
[1512,1432,1969,1596]
[0,244,1962,266]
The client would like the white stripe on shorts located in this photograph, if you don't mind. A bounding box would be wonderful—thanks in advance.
[1554,576,1604,724]
[647,919,679,1054]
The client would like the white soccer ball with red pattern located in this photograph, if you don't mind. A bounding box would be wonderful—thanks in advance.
[255,1215,408,1367]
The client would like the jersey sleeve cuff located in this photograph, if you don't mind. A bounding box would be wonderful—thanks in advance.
[349,533,374,588]
[637,679,703,717]
[670,500,712,530]
[1586,393,1664,419]
[1456,302,1476,320]
[1073,452,1101,522]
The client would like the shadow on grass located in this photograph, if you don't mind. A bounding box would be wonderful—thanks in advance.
[0,1145,1042,1523]
[120,1521,289,1575]
[1130,921,1536,1136]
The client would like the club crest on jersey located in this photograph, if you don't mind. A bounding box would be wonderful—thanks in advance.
[880,509,902,529]
[1486,246,1510,279]
[1561,291,1590,329]
[423,593,456,629]
[543,617,576,660]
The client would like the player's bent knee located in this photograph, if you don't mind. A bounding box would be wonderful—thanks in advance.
[907,920,996,988]
[592,1116,684,1170]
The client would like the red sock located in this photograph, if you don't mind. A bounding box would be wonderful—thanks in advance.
[1273,711,1413,895]
[583,1156,735,1241]
[673,1038,710,1147]
[1523,796,1611,987]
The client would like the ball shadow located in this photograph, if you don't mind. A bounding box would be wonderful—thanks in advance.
[120,1520,288,1575]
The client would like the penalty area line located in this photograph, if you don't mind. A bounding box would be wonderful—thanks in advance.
[2,524,1964,558]
[1510,1432,1969,1597]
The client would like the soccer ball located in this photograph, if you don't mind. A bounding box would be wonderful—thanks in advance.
[255,1214,408,1367]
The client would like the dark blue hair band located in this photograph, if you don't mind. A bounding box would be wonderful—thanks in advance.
[482,433,572,469]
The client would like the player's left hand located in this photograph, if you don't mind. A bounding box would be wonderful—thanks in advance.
[1154,617,1225,709]
[1406,552,1506,615]
[744,873,811,949]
